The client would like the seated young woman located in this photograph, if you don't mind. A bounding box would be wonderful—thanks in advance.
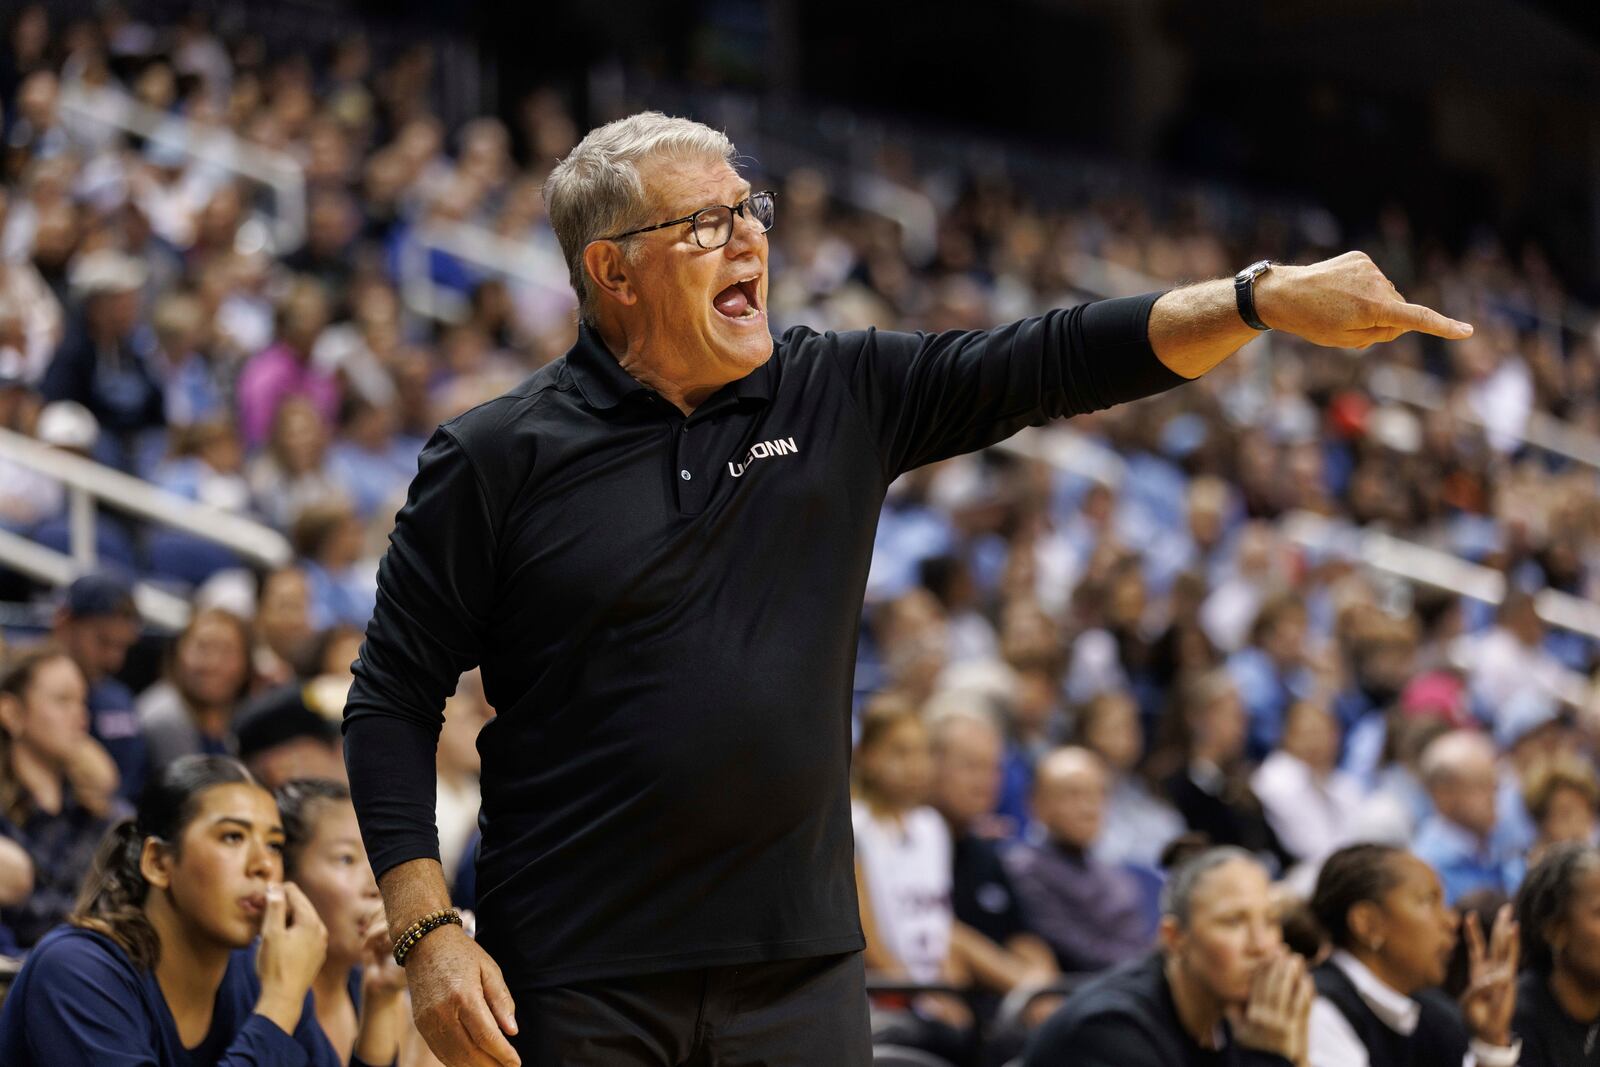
[276,778,413,1067]
[1514,842,1600,1066]
[1307,843,1519,1067]
[0,754,338,1067]
[0,645,123,949]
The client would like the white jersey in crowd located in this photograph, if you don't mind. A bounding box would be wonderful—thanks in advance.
[851,800,952,984]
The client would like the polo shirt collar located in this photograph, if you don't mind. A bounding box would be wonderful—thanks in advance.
[566,323,774,412]
[1330,949,1420,1035]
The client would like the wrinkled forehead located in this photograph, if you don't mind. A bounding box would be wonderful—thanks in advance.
[1189,859,1271,917]
[638,155,748,217]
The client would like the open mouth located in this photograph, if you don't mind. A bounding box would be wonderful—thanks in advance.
[712,274,763,322]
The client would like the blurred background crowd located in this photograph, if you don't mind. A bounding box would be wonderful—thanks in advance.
[1,1,1600,1065]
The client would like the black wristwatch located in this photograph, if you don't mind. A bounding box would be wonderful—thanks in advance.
[1234,259,1273,331]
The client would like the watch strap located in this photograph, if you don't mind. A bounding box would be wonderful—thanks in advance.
[1235,259,1273,331]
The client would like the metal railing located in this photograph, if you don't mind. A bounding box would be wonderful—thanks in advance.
[1368,362,1600,472]
[56,81,307,255]
[0,428,292,630]
[998,426,1600,643]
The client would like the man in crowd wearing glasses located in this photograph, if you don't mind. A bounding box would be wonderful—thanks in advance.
[342,111,1474,1067]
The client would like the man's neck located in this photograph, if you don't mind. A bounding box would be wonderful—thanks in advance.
[593,318,721,415]
[1550,967,1600,1025]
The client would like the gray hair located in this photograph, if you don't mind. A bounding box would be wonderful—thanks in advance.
[1160,846,1262,927]
[542,111,736,325]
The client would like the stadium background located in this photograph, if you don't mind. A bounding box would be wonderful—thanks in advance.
[0,0,1599,1063]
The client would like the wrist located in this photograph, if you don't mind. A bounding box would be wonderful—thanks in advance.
[255,987,306,1035]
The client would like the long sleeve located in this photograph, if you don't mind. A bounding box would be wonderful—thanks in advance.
[1003,847,1147,972]
[343,425,498,880]
[837,292,1182,479]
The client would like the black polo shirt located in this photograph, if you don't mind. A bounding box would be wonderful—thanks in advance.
[343,296,1183,988]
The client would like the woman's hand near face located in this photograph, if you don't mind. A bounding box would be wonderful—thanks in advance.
[1232,952,1314,1066]
[360,905,410,1000]
[254,881,329,1035]
[1459,905,1519,1047]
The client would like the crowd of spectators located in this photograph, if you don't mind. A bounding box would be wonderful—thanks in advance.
[1,4,1600,1067]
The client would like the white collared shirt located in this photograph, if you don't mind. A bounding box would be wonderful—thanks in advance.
[1308,950,1520,1067]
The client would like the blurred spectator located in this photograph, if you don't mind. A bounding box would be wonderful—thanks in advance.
[326,394,421,521]
[1491,687,1575,859]
[254,564,314,685]
[0,647,116,949]
[1152,669,1290,872]
[1513,843,1600,1067]
[234,682,344,789]
[1251,701,1363,869]
[1452,590,1587,721]
[289,499,377,630]
[248,396,339,529]
[1308,843,1519,1067]
[1522,757,1600,870]
[1003,747,1151,972]
[1072,688,1184,867]
[276,778,411,1066]
[1025,847,1309,1066]
[236,276,339,447]
[0,185,61,381]
[1349,709,1452,846]
[924,693,1057,1001]
[851,696,975,1057]
[1227,592,1316,757]
[40,249,163,470]
[136,607,252,769]
[436,668,489,890]
[51,571,144,800]
[1412,730,1524,903]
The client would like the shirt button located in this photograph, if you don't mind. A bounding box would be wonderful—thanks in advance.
[680,469,692,481]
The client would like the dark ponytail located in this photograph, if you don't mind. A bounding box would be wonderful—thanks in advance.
[1517,842,1600,976]
[1310,843,1408,951]
[69,754,259,969]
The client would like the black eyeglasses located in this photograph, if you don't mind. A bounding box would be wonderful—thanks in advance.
[603,190,777,250]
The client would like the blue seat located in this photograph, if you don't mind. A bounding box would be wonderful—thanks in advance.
[145,528,241,588]
[29,516,138,572]
[1122,861,1166,938]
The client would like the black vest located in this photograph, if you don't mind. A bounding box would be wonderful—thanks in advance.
[1312,962,1469,1067]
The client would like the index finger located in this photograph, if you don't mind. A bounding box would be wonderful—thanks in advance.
[458,998,522,1067]
[1464,910,1487,972]
[1376,300,1474,340]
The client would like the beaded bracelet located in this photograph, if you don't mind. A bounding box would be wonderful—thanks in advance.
[392,908,463,966]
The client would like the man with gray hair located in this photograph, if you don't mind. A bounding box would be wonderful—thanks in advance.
[342,110,1473,1066]
[1412,729,1524,904]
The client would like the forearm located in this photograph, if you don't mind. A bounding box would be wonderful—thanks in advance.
[353,989,410,1067]
[379,858,455,934]
[949,922,1051,993]
[1148,278,1260,379]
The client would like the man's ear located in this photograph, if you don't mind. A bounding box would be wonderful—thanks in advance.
[1158,913,1183,956]
[140,837,174,891]
[582,240,638,311]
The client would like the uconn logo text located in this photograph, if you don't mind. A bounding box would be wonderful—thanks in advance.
[727,437,799,478]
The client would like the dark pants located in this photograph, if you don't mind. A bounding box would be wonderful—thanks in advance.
[510,952,872,1067]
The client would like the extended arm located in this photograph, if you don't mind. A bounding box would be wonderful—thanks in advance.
[1148,251,1472,379]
